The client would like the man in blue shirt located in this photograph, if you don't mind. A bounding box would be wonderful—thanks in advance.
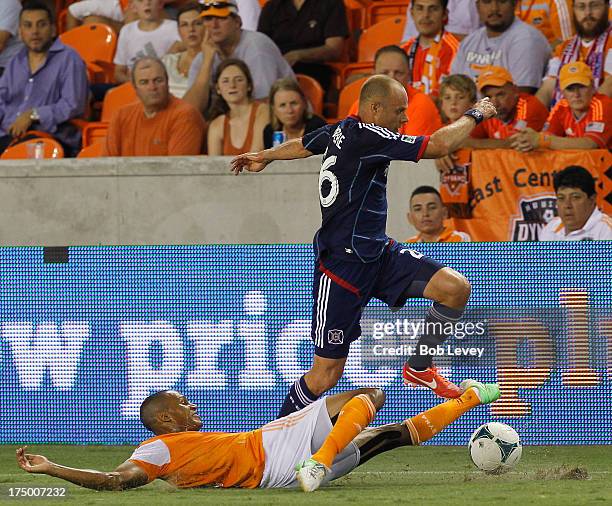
[0,1,88,156]
[232,75,496,416]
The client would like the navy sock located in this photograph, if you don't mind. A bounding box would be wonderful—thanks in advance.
[277,375,319,418]
[408,303,464,370]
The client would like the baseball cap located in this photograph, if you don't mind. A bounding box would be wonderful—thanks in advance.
[199,1,238,18]
[476,66,514,91]
[559,62,593,90]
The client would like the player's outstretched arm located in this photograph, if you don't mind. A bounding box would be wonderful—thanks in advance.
[422,98,497,159]
[231,138,314,175]
[16,446,149,491]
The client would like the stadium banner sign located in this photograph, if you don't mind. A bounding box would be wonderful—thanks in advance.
[449,149,612,242]
[0,243,610,445]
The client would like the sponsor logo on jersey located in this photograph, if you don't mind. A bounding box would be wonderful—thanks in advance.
[511,196,558,241]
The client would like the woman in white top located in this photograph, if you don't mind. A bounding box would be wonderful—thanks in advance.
[161,3,205,99]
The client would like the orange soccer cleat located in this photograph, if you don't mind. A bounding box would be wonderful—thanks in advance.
[402,364,463,398]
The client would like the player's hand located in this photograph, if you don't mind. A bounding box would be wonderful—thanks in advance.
[435,153,457,174]
[473,97,497,120]
[16,447,52,474]
[230,151,269,175]
[509,128,538,152]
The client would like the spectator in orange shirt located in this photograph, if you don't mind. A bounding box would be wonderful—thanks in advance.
[401,0,460,98]
[406,186,471,242]
[512,61,612,150]
[103,56,205,156]
[16,384,498,492]
[347,45,443,135]
[515,0,574,48]
[465,65,548,149]
[536,0,610,108]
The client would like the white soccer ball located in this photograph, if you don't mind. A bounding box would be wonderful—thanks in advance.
[468,422,522,472]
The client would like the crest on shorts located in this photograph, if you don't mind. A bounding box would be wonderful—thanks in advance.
[328,329,344,344]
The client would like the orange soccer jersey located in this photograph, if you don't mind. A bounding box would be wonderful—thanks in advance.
[129,430,265,489]
[471,94,549,140]
[515,0,573,44]
[544,93,612,149]
[406,226,470,243]
[348,85,443,135]
[400,32,460,98]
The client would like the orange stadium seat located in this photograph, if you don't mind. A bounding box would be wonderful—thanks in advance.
[335,16,405,88]
[1,138,64,160]
[82,82,137,147]
[78,142,104,158]
[366,0,410,27]
[296,74,324,116]
[336,76,367,119]
[60,23,117,83]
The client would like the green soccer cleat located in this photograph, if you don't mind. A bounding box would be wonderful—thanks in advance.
[460,379,501,404]
[295,458,329,492]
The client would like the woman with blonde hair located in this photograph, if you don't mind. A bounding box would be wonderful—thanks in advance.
[263,78,326,149]
[207,59,268,155]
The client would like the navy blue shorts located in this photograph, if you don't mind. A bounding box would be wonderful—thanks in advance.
[311,240,444,359]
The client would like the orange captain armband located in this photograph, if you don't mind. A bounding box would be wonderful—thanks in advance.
[538,133,552,149]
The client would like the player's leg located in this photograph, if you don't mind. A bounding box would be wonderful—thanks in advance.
[375,243,470,398]
[278,260,368,417]
[295,388,383,492]
[354,380,500,466]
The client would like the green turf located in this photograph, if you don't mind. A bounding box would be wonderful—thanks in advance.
[0,445,610,505]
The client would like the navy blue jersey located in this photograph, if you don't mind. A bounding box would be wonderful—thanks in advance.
[302,116,429,263]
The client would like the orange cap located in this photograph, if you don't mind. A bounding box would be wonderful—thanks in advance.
[199,1,238,18]
[476,66,514,91]
[559,62,593,90]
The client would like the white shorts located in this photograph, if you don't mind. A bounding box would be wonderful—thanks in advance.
[259,398,360,489]
[68,0,124,22]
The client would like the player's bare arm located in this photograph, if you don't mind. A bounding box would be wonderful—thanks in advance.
[16,447,148,491]
[231,138,314,175]
[423,98,497,158]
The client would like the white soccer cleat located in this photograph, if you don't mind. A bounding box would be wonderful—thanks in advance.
[295,458,329,492]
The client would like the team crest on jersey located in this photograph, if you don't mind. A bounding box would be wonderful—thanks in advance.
[328,329,344,344]
[511,195,558,241]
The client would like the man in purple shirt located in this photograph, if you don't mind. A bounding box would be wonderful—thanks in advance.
[0,1,88,156]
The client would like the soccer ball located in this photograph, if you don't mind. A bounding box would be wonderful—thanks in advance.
[468,422,522,472]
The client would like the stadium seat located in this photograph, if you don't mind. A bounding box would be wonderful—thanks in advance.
[59,23,117,83]
[366,0,410,27]
[334,16,405,88]
[77,141,104,158]
[0,138,64,160]
[296,74,324,116]
[336,76,367,119]
[82,82,137,147]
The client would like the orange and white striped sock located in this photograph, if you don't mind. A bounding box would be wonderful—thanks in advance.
[405,388,481,445]
[311,394,377,469]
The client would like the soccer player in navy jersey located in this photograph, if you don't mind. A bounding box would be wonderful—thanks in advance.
[232,75,496,417]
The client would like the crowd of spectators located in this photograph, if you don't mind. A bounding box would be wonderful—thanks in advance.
[0,0,610,240]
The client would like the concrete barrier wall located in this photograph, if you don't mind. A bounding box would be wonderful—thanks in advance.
[0,156,438,245]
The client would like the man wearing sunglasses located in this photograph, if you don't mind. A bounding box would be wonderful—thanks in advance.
[183,0,294,114]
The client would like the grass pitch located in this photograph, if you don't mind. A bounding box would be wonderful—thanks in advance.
[0,445,610,505]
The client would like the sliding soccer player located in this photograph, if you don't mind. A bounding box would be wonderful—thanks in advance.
[17,382,500,492]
